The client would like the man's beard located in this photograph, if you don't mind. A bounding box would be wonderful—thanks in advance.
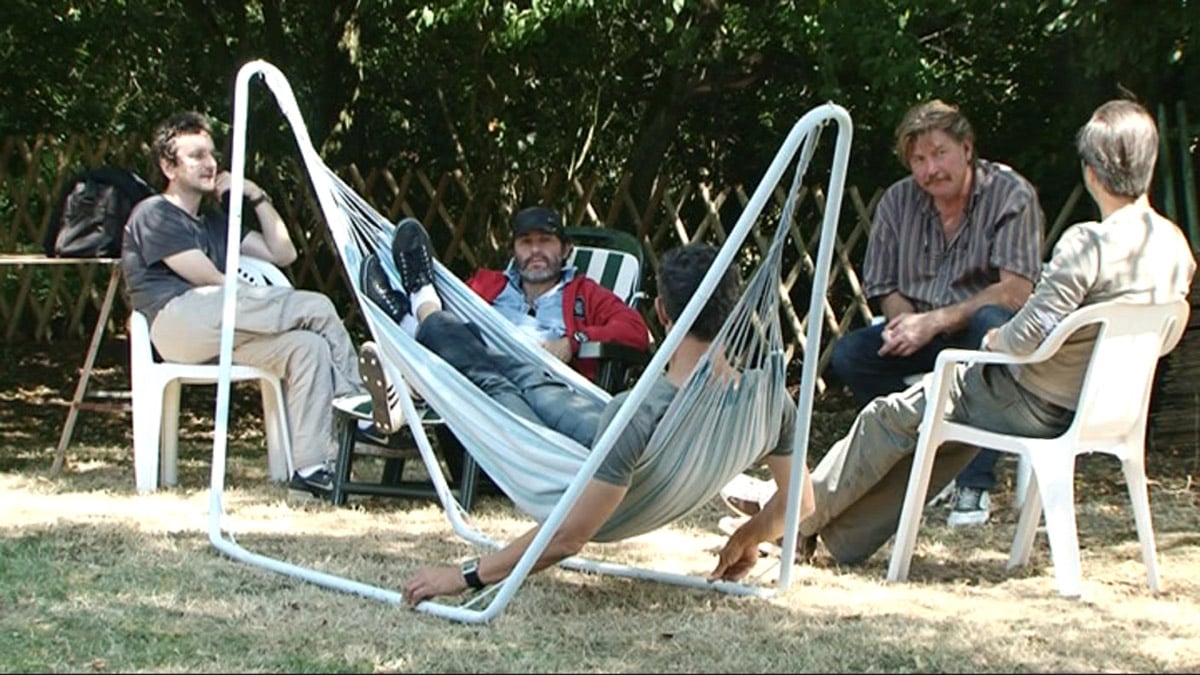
[518,255,563,284]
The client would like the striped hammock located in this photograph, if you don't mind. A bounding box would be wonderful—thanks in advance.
[329,172,794,541]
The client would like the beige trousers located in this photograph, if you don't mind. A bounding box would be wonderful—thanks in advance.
[801,363,1073,564]
[151,284,362,471]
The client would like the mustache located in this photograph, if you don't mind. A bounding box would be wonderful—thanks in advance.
[519,254,559,269]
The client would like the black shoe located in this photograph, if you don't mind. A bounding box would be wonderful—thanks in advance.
[391,217,435,294]
[289,466,334,497]
[360,254,410,324]
[355,422,392,446]
[795,533,819,564]
[353,421,411,450]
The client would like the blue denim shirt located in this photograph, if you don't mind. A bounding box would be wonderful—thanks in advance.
[492,265,578,342]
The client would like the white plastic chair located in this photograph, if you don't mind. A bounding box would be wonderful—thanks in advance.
[868,315,1034,510]
[887,298,1190,597]
[130,257,294,492]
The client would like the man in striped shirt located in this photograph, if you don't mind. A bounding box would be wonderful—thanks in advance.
[829,100,1044,526]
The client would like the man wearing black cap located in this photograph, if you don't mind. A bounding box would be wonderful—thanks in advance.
[463,206,649,382]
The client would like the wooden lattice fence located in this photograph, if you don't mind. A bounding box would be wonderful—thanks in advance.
[4,134,1199,452]
[0,133,890,393]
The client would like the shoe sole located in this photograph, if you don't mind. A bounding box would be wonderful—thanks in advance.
[946,512,990,527]
[721,495,762,518]
[359,343,402,434]
[287,487,331,505]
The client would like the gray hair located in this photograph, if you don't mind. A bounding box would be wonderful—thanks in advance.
[1075,99,1158,199]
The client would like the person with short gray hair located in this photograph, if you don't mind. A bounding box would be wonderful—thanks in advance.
[795,98,1195,565]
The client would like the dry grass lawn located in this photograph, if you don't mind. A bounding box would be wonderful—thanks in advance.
[2,340,1200,673]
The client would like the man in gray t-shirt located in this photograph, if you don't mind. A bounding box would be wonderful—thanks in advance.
[356,220,809,603]
[121,111,363,497]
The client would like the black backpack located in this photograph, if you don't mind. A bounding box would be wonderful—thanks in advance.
[43,167,155,258]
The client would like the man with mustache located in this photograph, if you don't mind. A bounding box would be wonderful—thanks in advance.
[724,100,1044,528]
[121,111,364,499]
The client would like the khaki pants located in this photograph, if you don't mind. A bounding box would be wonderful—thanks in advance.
[151,284,362,471]
[801,363,1073,564]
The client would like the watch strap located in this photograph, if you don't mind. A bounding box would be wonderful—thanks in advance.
[461,557,485,590]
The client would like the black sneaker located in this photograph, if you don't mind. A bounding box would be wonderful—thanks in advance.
[391,217,435,294]
[289,466,334,497]
[360,253,410,324]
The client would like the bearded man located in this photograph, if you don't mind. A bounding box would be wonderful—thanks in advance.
[462,206,649,381]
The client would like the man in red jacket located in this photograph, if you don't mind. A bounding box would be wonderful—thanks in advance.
[465,206,650,382]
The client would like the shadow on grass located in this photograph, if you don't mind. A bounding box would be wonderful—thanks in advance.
[2,517,1191,673]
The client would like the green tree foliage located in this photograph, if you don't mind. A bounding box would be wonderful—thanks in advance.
[2,0,1196,233]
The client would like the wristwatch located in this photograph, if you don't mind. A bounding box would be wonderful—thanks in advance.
[572,330,589,346]
[248,192,272,208]
[461,557,485,590]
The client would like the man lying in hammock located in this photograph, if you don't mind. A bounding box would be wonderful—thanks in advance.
[358,218,813,604]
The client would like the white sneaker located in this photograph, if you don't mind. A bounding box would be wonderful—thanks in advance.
[719,473,778,516]
[946,487,991,527]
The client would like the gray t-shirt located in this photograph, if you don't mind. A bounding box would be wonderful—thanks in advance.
[592,375,796,486]
[121,196,239,323]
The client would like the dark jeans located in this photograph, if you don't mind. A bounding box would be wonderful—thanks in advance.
[416,311,603,447]
[828,304,1014,491]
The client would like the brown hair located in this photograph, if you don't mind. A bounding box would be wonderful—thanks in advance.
[150,111,213,187]
[894,100,975,167]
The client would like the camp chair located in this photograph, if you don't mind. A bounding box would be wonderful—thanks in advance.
[204,60,852,624]
[326,224,652,510]
[565,225,652,392]
[887,298,1190,597]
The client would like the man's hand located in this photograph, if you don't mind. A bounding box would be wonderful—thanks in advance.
[982,327,999,350]
[709,528,762,582]
[403,565,467,605]
[542,336,573,363]
[878,312,941,357]
[214,170,266,202]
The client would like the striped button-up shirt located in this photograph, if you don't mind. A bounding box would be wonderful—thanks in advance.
[863,159,1044,313]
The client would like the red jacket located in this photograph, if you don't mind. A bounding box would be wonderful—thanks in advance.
[466,268,651,382]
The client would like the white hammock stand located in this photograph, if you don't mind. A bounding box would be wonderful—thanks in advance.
[203,59,853,624]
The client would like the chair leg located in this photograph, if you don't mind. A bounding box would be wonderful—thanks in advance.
[1014,454,1033,511]
[259,377,293,482]
[330,411,355,507]
[458,451,479,513]
[132,379,167,493]
[382,458,406,484]
[1008,470,1042,570]
[886,435,941,583]
[1120,451,1162,592]
[1030,454,1084,598]
[160,380,183,487]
